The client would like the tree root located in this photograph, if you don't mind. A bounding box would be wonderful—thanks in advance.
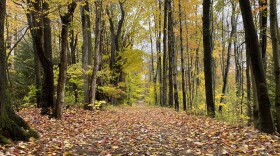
[0,113,39,144]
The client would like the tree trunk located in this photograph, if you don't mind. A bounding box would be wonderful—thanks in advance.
[69,16,78,103]
[239,0,275,134]
[259,0,267,71]
[89,0,102,105]
[219,3,237,112]
[27,0,54,115]
[166,0,173,108]
[246,46,252,126]
[0,0,38,143]
[54,2,77,119]
[81,2,90,107]
[162,0,168,107]
[106,1,126,104]
[166,0,179,111]
[156,0,163,107]
[149,20,157,105]
[32,36,41,108]
[270,0,280,133]
[179,0,186,111]
[203,0,215,118]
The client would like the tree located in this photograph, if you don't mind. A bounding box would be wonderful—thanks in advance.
[155,0,163,107]
[162,0,168,107]
[89,0,102,105]
[259,0,267,70]
[219,2,237,112]
[26,0,54,115]
[239,0,275,133]
[203,0,215,118]
[0,0,38,143]
[166,0,179,111]
[81,1,93,109]
[178,0,187,111]
[106,0,126,104]
[54,1,77,119]
[270,0,280,133]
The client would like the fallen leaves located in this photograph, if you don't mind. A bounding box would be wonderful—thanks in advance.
[0,105,280,155]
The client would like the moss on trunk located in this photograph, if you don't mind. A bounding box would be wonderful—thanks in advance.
[0,113,39,144]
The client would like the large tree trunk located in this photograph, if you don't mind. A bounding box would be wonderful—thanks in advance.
[89,0,102,105]
[0,0,38,143]
[54,2,77,119]
[270,0,280,133]
[239,0,275,134]
[203,0,215,118]
[27,0,54,115]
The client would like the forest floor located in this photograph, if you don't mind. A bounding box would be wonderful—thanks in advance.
[0,103,280,156]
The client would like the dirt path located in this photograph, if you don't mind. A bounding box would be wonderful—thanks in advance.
[1,105,280,155]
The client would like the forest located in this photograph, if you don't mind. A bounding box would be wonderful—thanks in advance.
[0,0,280,155]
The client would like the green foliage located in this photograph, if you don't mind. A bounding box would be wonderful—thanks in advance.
[119,48,146,104]
[88,100,107,111]
[119,49,145,74]
[10,38,35,107]
[22,85,37,107]
[65,63,84,104]
[125,72,145,104]
[98,85,125,99]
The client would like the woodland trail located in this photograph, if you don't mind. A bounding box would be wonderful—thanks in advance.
[1,104,280,155]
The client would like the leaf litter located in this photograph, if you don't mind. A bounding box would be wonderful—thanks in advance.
[0,105,280,155]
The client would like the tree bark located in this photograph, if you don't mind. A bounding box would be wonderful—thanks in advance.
[0,0,38,143]
[156,0,163,107]
[162,0,168,107]
[270,0,280,133]
[259,0,267,71]
[26,0,54,115]
[81,2,91,107]
[149,20,158,105]
[179,0,187,111]
[89,0,102,105]
[166,0,179,111]
[106,1,126,104]
[54,2,77,119]
[69,16,78,103]
[246,45,252,126]
[203,0,215,118]
[239,0,275,134]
